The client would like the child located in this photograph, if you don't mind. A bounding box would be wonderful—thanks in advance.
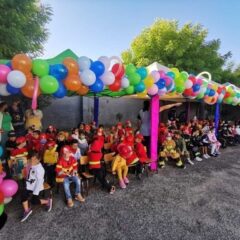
[125,120,133,136]
[56,146,85,207]
[46,125,57,141]
[134,133,149,164]
[31,130,41,153]
[20,151,52,222]
[79,132,89,155]
[70,139,81,163]
[191,129,203,162]
[112,144,129,189]
[43,141,58,188]
[207,127,221,156]
[201,130,211,159]
[71,128,80,142]
[25,126,34,151]
[10,136,28,179]
[5,130,17,159]
[88,138,115,194]
[56,131,68,153]
[116,122,125,140]
[84,124,93,143]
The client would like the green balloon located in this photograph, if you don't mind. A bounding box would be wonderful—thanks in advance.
[125,85,134,95]
[126,64,137,76]
[0,204,4,216]
[32,59,49,77]
[180,71,189,81]
[40,75,59,94]
[176,85,185,93]
[224,97,233,104]
[196,92,205,99]
[128,73,141,86]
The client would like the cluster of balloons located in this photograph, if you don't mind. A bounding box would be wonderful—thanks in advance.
[223,85,240,106]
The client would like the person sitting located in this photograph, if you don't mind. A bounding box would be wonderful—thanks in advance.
[70,139,81,163]
[191,129,203,162]
[79,132,88,156]
[45,125,57,141]
[20,151,52,222]
[55,146,85,207]
[56,131,68,153]
[207,127,221,157]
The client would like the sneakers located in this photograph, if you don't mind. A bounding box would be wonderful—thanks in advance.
[119,180,126,189]
[123,177,129,184]
[187,158,194,165]
[75,194,85,203]
[20,209,33,222]
[67,199,74,208]
[203,154,209,159]
[210,153,217,157]
[47,198,53,212]
[205,154,211,158]
[195,157,202,162]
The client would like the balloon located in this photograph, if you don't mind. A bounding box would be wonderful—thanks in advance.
[109,80,121,92]
[64,75,82,91]
[176,85,185,93]
[32,59,49,77]
[165,77,172,87]
[137,90,147,98]
[0,84,10,96]
[159,70,166,78]
[128,73,141,86]
[5,61,12,69]
[158,87,167,96]
[192,84,200,92]
[63,57,79,75]
[0,146,3,158]
[53,83,67,98]
[25,72,33,81]
[125,64,136,76]
[156,79,165,89]
[125,85,134,95]
[12,54,32,74]
[147,84,158,96]
[0,65,11,84]
[98,56,110,70]
[7,70,26,88]
[208,89,215,97]
[151,70,160,83]
[6,84,20,94]
[40,75,59,94]
[49,64,68,81]
[204,95,218,105]
[136,67,148,80]
[166,71,175,79]
[0,204,4,216]
[90,61,105,77]
[89,78,104,93]
[78,56,91,71]
[4,197,12,204]
[224,97,233,104]
[100,71,115,85]
[77,85,89,95]
[144,75,154,88]
[21,79,41,98]
[111,63,125,79]
[183,88,193,96]
[121,77,130,88]
[80,69,96,86]
[0,179,18,197]
[170,68,180,77]
[0,191,3,204]
[185,80,193,89]
[135,82,146,93]
[180,71,189,81]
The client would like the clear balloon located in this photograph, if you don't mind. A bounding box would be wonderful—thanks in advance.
[151,70,160,83]
[98,56,110,70]
[78,56,91,71]
[7,70,26,88]
[80,69,96,86]
[100,71,115,85]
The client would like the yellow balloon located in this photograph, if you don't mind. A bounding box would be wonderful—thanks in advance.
[170,68,180,77]
[211,84,218,91]
[137,91,147,98]
[144,75,154,88]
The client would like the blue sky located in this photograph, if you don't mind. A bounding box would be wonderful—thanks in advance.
[41,0,240,66]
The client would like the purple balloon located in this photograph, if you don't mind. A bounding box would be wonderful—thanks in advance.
[0,179,18,197]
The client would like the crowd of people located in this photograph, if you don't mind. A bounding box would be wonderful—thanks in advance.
[1,99,240,223]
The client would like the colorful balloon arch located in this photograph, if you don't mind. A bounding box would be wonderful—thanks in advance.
[0,49,239,108]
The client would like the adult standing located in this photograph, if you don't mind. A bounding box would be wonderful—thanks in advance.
[9,99,25,136]
[25,108,43,131]
[0,101,13,159]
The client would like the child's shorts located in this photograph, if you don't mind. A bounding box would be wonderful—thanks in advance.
[21,189,43,205]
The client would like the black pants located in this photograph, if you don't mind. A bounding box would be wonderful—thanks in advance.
[90,168,112,192]
[21,189,43,204]
[143,136,150,157]
[44,164,56,188]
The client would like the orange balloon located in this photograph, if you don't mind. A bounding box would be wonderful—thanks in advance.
[21,79,41,98]
[64,74,82,91]
[63,57,79,75]
[77,85,89,95]
[12,54,32,73]
[25,72,33,81]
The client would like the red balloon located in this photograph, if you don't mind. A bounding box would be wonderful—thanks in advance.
[109,80,121,92]
[111,64,125,79]
[183,88,193,96]
[224,92,231,98]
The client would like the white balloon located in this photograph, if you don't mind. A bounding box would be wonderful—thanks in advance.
[4,197,12,204]
[121,77,129,88]
[7,70,26,88]
[98,56,110,70]
[158,87,167,96]
[0,84,10,96]
[100,71,115,85]
[185,80,193,89]
[80,69,96,86]
[78,56,91,71]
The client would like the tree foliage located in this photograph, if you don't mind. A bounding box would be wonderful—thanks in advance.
[0,0,52,58]
[122,19,232,81]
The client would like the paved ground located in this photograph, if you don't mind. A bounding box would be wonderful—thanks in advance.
[1,146,240,240]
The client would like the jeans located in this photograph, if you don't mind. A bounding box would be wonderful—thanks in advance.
[63,176,81,200]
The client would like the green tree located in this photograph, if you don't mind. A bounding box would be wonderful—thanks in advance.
[0,0,52,58]
[122,19,231,81]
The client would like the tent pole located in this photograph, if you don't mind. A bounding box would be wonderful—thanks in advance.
[94,96,99,127]
[186,100,190,122]
[150,95,159,171]
[214,102,220,136]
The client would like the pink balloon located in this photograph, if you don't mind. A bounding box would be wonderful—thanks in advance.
[165,76,172,86]
[0,179,18,197]
[0,65,11,83]
[147,84,158,96]
[159,70,165,78]
[196,78,203,85]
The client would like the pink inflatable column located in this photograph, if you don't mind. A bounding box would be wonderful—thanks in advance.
[150,95,159,171]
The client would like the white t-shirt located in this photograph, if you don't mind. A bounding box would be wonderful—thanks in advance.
[26,163,44,195]
[139,109,150,137]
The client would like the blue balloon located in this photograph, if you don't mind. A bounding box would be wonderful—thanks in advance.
[49,64,68,81]
[90,61,105,77]
[209,89,215,97]
[136,67,148,80]
[135,82,146,93]
[166,71,175,79]
[0,145,3,157]
[192,84,200,92]
[156,79,165,89]
[53,83,67,98]
[6,84,20,94]
[90,78,104,93]
[5,61,12,69]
